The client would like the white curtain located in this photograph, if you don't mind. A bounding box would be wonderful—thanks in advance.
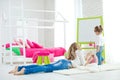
[55,0,93,49]
[103,0,120,64]
[74,0,83,18]
[55,0,76,49]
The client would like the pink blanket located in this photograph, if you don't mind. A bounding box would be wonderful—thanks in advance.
[20,47,66,58]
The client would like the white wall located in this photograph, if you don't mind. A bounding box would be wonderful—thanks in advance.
[44,0,55,47]
[24,0,55,47]
[24,0,45,43]
[103,0,120,64]
[74,0,83,18]
[0,0,55,47]
[82,0,103,17]
[0,0,17,43]
[55,0,76,49]
[55,0,103,49]
[0,0,45,43]
[0,0,3,43]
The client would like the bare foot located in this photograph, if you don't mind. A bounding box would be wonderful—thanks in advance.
[14,68,25,75]
[9,66,18,74]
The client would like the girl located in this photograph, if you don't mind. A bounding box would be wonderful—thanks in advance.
[85,52,98,66]
[9,42,96,75]
[94,25,104,65]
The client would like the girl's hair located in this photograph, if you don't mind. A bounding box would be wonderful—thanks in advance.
[67,42,78,60]
[94,25,103,33]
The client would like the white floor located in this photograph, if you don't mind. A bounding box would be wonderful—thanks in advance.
[0,64,120,80]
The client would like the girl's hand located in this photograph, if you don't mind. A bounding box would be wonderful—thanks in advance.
[96,46,100,52]
[96,50,99,53]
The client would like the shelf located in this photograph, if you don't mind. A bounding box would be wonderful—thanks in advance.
[78,42,95,44]
[82,48,96,50]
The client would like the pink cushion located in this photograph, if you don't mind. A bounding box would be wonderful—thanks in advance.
[32,42,43,48]
[26,39,34,48]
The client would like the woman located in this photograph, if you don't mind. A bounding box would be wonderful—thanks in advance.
[9,42,97,75]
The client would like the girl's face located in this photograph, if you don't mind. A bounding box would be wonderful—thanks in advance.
[95,32,101,35]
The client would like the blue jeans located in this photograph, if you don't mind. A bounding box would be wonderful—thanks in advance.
[18,59,72,74]
[96,46,104,65]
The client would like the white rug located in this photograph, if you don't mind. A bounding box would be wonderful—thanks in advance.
[1,64,120,80]
[54,64,120,75]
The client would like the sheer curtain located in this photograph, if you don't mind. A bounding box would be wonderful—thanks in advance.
[103,0,120,64]
[74,0,83,18]
[55,0,76,49]
[55,0,84,49]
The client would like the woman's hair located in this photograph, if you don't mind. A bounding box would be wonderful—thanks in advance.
[67,42,79,60]
[94,25,103,33]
